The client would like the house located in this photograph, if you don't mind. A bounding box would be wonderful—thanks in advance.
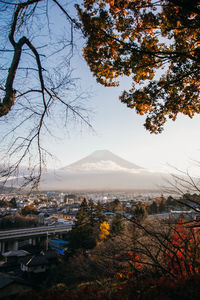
[21,255,48,273]
[3,250,30,261]
[0,250,30,273]
[20,250,58,273]
[49,239,69,254]
[0,272,34,299]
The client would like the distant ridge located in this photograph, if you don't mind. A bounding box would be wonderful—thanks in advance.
[61,150,142,171]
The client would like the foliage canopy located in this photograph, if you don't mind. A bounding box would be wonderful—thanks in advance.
[1,0,200,186]
[78,0,200,133]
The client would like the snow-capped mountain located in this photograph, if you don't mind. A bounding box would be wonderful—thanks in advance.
[40,150,169,191]
[61,150,142,172]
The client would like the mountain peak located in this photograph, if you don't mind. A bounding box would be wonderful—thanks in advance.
[92,149,113,155]
[61,150,142,172]
[90,150,118,158]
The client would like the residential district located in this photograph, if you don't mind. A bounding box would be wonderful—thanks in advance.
[0,190,200,298]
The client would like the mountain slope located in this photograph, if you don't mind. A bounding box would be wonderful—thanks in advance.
[61,150,142,172]
[40,150,168,191]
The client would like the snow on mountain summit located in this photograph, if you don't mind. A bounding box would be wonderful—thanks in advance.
[41,150,169,190]
[61,150,142,172]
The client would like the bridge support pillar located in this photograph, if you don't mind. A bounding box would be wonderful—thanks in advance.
[0,241,5,254]
[0,225,71,254]
[13,240,18,251]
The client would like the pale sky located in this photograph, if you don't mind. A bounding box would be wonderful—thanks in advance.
[4,1,200,178]
[38,2,200,176]
[44,51,200,176]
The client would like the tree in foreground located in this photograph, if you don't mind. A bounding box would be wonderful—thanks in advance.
[1,1,200,186]
[78,0,200,133]
[165,218,200,278]
[0,0,91,187]
[110,212,125,236]
[132,204,148,222]
[68,199,96,254]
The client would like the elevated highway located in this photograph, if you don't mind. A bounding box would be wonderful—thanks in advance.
[0,224,72,254]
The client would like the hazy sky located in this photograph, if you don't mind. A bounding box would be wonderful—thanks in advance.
[6,1,199,177]
[45,49,200,176]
